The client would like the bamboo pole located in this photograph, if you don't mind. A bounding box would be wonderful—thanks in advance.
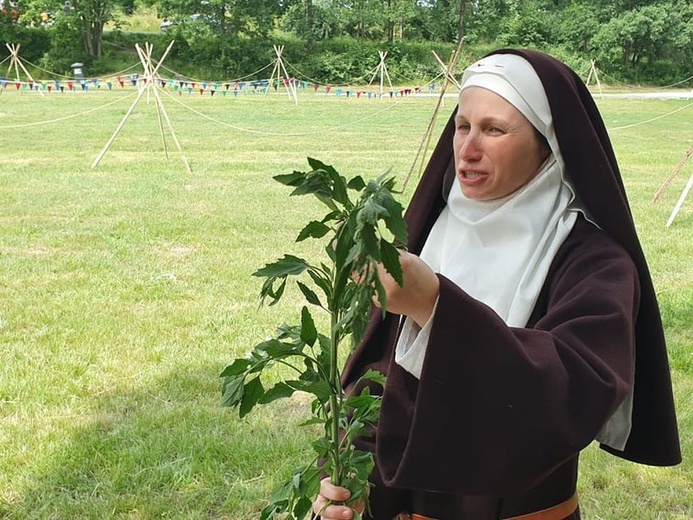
[653,144,693,203]
[666,171,693,228]
[93,40,181,169]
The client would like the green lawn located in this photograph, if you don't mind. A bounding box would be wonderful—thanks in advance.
[0,86,691,519]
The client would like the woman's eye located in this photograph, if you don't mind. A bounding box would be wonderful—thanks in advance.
[487,126,504,134]
[456,123,470,132]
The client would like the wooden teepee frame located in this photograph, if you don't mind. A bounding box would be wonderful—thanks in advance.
[653,143,693,227]
[585,59,603,94]
[368,51,394,99]
[403,41,464,191]
[266,45,298,105]
[92,41,192,174]
[4,43,44,96]
[432,50,462,91]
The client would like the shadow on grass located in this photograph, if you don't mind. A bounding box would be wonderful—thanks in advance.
[4,365,314,519]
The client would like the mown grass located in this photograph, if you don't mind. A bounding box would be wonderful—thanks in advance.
[0,87,691,519]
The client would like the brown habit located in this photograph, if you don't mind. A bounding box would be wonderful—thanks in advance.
[341,49,681,520]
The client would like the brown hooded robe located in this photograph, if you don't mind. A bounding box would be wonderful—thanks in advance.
[340,49,681,520]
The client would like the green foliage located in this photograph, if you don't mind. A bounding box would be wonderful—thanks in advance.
[5,1,692,89]
[0,23,50,64]
[39,15,84,73]
[221,158,407,519]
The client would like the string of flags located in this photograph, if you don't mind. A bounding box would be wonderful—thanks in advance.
[0,73,441,99]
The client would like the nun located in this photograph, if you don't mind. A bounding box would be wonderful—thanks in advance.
[314,49,680,520]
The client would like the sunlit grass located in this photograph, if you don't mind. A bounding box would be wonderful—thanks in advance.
[0,88,691,519]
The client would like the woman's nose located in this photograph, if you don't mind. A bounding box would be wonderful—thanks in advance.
[458,133,482,161]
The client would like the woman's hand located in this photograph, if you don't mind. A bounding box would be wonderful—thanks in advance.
[374,250,439,327]
[313,478,365,519]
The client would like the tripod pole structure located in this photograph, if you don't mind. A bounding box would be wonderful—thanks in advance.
[653,143,693,203]
[92,40,192,173]
[5,43,44,96]
[666,171,693,228]
[266,45,298,105]
[368,51,394,99]
[403,41,463,191]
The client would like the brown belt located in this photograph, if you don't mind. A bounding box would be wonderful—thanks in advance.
[395,492,578,520]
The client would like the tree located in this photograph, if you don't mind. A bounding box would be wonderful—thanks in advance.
[592,1,692,70]
[23,0,131,57]
[73,0,111,57]
[150,0,281,37]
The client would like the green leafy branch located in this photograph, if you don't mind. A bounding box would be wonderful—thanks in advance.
[221,157,407,519]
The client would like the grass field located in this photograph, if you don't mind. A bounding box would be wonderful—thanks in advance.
[0,85,691,519]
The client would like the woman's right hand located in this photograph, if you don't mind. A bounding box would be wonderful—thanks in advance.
[313,478,366,519]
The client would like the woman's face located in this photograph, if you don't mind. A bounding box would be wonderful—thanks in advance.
[453,87,550,201]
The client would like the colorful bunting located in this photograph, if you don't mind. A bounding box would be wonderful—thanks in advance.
[0,70,440,101]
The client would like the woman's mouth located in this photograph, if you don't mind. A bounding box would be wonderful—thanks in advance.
[459,170,488,184]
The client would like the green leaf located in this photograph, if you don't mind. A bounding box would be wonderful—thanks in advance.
[239,376,264,418]
[290,379,332,402]
[380,193,408,244]
[294,495,313,519]
[380,240,404,287]
[257,338,301,358]
[259,382,296,404]
[300,306,318,346]
[357,369,386,387]
[347,175,366,191]
[297,281,322,307]
[220,375,245,408]
[311,436,331,457]
[296,220,331,242]
[273,170,306,187]
[299,416,327,427]
[307,156,336,176]
[219,358,251,377]
[253,254,310,278]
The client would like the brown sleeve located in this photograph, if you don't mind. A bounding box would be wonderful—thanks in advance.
[376,222,638,496]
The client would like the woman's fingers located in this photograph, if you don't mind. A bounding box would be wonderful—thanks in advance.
[313,478,363,519]
[320,478,351,502]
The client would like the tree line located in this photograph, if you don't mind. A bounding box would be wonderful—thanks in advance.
[1,0,691,85]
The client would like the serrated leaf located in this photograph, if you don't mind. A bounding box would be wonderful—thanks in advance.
[380,240,403,287]
[347,175,366,191]
[273,171,306,187]
[219,358,251,377]
[299,416,327,427]
[259,382,296,404]
[307,157,336,175]
[257,338,300,358]
[239,376,264,418]
[257,275,290,307]
[290,379,332,401]
[254,254,310,278]
[311,437,331,457]
[300,306,318,346]
[358,369,386,387]
[220,375,245,408]
[297,281,322,307]
[380,194,408,244]
[294,495,313,519]
[296,220,331,242]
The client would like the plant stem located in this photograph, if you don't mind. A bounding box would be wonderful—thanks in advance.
[329,307,342,486]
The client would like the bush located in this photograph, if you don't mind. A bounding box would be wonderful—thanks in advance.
[0,23,50,67]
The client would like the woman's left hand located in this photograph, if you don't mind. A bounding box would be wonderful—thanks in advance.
[373,250,439,327]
